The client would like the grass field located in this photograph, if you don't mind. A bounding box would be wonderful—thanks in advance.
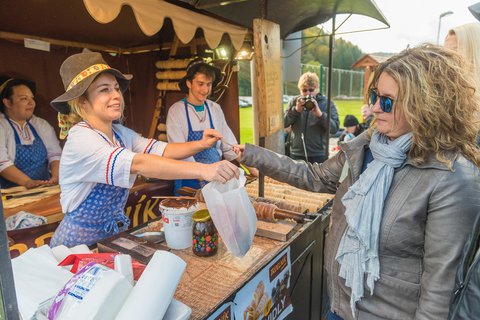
[239,99,364,144]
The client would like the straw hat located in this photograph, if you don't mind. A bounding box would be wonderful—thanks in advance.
[51,52,132,114]
[178,58,222,93]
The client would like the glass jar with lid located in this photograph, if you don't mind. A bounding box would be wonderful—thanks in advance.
[192,209,218,257]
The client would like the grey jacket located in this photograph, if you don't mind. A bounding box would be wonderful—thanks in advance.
[448,215,480,319]
[242,132,480,320]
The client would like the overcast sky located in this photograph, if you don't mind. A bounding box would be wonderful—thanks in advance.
[318,0,479,53]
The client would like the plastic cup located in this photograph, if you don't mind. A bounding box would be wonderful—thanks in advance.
[160,199,198,250]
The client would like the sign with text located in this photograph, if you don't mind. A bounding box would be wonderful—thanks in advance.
[233,247,292,320]
[207,302,234,320]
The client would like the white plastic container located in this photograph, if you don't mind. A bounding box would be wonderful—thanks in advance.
[160,198,198,250]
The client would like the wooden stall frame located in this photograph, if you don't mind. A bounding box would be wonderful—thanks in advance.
[0,197,20,319]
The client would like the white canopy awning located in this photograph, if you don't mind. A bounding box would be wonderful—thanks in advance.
[83,0,248,50]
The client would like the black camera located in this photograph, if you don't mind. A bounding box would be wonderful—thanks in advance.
[300,95,316,110]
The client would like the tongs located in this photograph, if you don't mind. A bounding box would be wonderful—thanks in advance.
[220,138,251,175]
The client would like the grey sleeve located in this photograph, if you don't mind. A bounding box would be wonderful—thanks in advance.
[310,97,340,134]
[283,97,300,128]
[241,143,344,194]
[328,101,340,134]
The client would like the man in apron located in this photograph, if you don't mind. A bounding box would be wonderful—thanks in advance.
[167,58,239,194]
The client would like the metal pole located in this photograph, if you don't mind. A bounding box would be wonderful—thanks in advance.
[319,64,323,94]
[436,11,454,44]
[325,16,335,159]
[349,71,353,97]
[259,137,265,198]
[337,69,341,97]
[436,18,443,45]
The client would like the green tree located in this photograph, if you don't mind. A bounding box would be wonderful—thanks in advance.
[237,26,364,96]
[301,27,364,69]
[237,60,251,96]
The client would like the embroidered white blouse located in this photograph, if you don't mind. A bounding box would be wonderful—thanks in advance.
[59,122,167,213]
[0,113,62,172]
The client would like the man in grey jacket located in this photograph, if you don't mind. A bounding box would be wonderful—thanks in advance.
[284,72,339,163]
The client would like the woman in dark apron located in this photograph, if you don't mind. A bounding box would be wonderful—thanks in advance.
[49,52,239,247]
[0,77,61,189]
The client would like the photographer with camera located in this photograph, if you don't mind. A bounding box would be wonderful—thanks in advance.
[284,72,339,163]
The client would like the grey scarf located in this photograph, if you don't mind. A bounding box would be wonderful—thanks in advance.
[336,130,413,316]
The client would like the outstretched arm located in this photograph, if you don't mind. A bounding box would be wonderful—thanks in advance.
[162,128,221,159]
[131,153,239,183]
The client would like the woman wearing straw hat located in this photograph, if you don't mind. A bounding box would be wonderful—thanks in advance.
[49,51,239,247]
[0,77,62,189]
[166,58,239,194]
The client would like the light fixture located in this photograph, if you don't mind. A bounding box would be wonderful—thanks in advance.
[215,46,229,60]
[234,42,254,60]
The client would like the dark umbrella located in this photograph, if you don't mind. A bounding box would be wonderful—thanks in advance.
[181,0,389,38]
[469,2,480,21]
[183,0,389,195]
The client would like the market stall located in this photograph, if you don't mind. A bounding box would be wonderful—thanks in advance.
[0,1,389,318]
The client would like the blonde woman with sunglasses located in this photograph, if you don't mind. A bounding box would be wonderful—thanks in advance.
[235,44,480,319]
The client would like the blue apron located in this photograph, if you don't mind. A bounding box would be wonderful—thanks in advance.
[174,99,221,195]
[0,117,50,188]
[50,130,130,247]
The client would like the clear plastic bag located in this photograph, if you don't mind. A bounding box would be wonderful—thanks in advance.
[202,170,257,257]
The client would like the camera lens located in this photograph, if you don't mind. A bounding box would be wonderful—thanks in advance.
[304,99,315,110]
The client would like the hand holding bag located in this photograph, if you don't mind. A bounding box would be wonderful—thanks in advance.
[202,170,257,257]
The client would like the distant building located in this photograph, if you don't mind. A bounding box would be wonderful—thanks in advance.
[282,31,302,83]
[352,53,393,102]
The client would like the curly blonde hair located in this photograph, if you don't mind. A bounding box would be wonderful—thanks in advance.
[369,44,480,168]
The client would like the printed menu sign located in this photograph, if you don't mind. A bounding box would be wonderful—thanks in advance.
[207,302,234,320]
[233,247,292,320]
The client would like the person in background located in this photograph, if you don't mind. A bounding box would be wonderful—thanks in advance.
[235,45,480,319]
[360,103,373,128]
[166,58,239,194]
[444,22,480,146]
[283,72,339,163]
[0,77,61,189]
[444,22,480,86]
[338,115,364,143]
[49,52,239,247]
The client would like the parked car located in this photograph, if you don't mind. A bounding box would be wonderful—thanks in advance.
[239,98,250,108]
[283,95,292,103]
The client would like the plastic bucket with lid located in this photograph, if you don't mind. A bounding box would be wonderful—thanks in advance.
[160,198,198,250]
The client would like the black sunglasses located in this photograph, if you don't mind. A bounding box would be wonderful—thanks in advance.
[302,88,315,93]
[369,89,394,113]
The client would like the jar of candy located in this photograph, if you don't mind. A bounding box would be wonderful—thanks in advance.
[192,209,218,257]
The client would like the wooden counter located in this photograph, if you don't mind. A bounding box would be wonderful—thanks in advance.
[103,203,332,320]
[4,179,173,257]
